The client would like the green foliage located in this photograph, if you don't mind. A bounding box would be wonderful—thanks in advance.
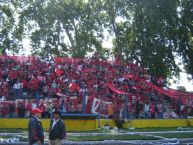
[0,4,15,54]
[176,0,193,76]
[123,0,181,79]
[176,86,187,91]
[1,0,193,82]
[20,0,106,58]
[0,1,26,54]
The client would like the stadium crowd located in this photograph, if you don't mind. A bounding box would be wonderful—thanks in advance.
[0,55,190,119]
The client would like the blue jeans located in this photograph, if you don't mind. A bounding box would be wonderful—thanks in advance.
[144,111,149,119]
[33,142,43,145]
[157,112,163,119]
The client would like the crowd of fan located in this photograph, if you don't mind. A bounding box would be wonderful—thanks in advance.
[0,55,188,119]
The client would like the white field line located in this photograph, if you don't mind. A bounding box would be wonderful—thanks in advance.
[1,130,193,136]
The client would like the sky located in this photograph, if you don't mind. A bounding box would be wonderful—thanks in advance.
[170,71,193,92]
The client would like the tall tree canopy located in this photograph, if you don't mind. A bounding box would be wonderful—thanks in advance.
[176,0,193,75]
[0,1,23,54]
[0,0,193,81]
[20,0,107,58]
[124,0,180,78]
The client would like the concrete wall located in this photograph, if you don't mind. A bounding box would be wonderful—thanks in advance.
[0,118,193,131]
[123,119,191,128]
[0,119,97,131]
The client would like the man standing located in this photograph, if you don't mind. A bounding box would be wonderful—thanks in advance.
[28,108,44,145]
[49,110,66,145]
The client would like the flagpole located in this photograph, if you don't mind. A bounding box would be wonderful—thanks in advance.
[82,84,87,114]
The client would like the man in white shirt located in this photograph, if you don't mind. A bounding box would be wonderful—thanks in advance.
[144,102,150,119]
[13,81,21,98]
[32,101,37,110]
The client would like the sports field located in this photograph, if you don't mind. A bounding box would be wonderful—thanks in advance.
[1,127,193,145]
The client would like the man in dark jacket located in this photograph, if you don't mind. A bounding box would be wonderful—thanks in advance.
[28,108,44,145]
[49,110,66,145]
[18,103,26,118]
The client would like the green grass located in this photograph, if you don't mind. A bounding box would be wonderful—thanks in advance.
[1,128,193,142]
[1,132,193,142]
[0,128,27,133]
[67,132,193,141]
[125,127,193,132]
[154,133,193,139]
[68,127,193,133]
[68,129,103,133]
[67,134,159,141]
[1,127,193,133]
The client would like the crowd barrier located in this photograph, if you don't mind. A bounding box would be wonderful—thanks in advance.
[0,118,193,131]
[0,118,97,131]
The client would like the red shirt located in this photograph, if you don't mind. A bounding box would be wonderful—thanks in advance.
[86,103,91,113]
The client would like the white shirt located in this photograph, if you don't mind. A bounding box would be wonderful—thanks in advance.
[13,83,21,89]
[32,103,37,110]
[34,116,41,122]
[144,104,150,112]
[51,119,60,130]
[118,77,124,82]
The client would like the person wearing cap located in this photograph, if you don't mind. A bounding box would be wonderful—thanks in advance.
[28,108,44,145]
[49,110,66,145]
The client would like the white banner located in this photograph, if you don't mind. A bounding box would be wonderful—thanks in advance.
[91,98,112,114]
[91,98,101,114]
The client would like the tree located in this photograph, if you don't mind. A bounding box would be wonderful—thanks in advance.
[1,0,192,83]
[176,0,193,76]
[176,86,187,92]
[99,0,131,56]
[0,1,22,54]
[20,0,108,59]
[117,0,181,79]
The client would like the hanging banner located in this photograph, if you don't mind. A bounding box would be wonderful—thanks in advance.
[91,98,101,114]
[91,98,112,115]
[124,73,193,99]
[107,82,129,95]
[184,96,193,107]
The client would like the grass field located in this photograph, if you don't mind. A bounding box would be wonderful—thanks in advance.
[1,132,193,142]
[1,127,192,133]
[67,134,159,141]
[1,127,193,142]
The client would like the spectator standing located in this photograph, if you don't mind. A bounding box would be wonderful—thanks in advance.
[39,101,46,118]
[49,110,66,145]
[59,100,67,113]
[51,81,57,94]
[9,103,15,118]
[32,100,37,110]
[150,102,155,118]
[13,80,21,98]
[144,101,150,119]
[26,101,32,118]
[119,103,126,120]
[127,102,133,119]
[46,100,53,118]
[18,102,26,118]
[181,105,188,119]
[1,106,8,117]
[86,100,92,114]
[28,108,44,145]
[134,101,140,119]
[107,103,113,118]
[77,101,83,113]
[157,102,163,119]
[42,84,49,98]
